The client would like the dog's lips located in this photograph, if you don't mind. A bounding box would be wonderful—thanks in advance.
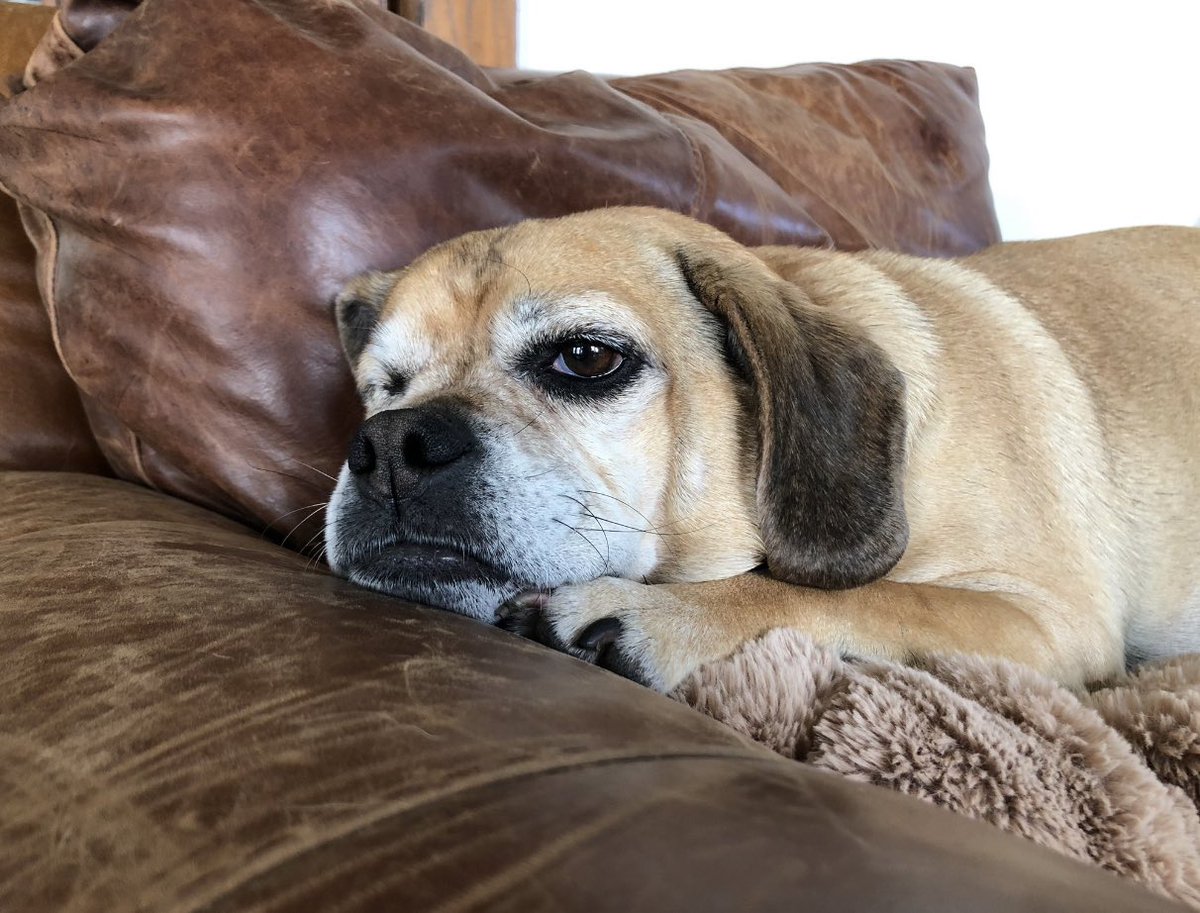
[344,538,526,615]
[369,540,511,584]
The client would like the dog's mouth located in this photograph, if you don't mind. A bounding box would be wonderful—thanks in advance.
[361,538,511,583]
[343,536,526,616]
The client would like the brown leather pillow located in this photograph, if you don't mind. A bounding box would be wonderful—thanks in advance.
[0,0,999,546]
[0,3,108,475]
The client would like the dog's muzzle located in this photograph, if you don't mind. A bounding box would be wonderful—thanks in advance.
[327,400,528,616]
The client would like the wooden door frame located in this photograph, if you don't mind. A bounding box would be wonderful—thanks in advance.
[389,0,516,69]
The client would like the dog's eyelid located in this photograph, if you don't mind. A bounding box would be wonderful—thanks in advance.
[541,327,645,360]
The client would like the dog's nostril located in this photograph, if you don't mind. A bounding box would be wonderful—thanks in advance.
[401,431,427,469]
[348,430,376,475]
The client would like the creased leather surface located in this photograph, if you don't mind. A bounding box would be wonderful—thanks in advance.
[0,5,108,475]
[0,0,999,545]
[0,192,109,474]
[0,472,1181,913]
[57,0,140,52]
[19,6,84,88]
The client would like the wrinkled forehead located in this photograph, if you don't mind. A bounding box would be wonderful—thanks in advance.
[358,231,675,380]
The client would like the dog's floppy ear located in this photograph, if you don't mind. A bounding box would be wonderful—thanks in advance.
[333,271,394,368]
[677,249,909,589]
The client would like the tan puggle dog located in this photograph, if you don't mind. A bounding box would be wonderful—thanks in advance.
[324,207,1200,691]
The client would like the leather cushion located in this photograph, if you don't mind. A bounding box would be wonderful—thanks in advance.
[0,0,1000,544]
[55,0,139,52]
[0,3,108,475]
[0,471,1181,913]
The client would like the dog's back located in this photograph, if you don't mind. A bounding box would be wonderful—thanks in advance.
[757,227,1200,666]
[966,228,1200,661]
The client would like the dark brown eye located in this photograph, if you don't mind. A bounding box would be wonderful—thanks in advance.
[551,339,624,378]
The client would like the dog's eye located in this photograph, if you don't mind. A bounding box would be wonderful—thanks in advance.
[551,339,624,379]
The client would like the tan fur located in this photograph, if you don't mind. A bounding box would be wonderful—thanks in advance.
[331,208,1200,691]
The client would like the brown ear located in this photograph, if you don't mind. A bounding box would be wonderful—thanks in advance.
[333,271,395,368]
[677,250,909,589]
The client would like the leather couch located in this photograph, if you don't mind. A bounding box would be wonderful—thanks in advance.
[0,3,1187,910]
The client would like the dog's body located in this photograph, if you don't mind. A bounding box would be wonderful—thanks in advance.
[325,209,1200,691]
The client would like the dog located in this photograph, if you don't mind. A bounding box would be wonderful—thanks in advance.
[323,207,1200,692]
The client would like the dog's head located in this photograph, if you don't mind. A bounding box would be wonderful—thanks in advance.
[324,207,908,619]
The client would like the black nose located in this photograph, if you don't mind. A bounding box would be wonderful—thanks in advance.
[348,403,480,498]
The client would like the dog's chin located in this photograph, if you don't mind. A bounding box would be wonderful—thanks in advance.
[345,542,524,621]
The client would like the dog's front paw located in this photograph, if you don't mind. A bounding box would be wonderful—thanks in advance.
[498,577,698,691]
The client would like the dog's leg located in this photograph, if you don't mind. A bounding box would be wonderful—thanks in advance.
[516,573,1119,691]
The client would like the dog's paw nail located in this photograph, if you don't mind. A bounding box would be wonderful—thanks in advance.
[577,618,623,652]
[511,589,550,609]
[494,600,541,635]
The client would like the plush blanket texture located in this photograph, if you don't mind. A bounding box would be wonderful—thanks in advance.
[673,632,1200,908]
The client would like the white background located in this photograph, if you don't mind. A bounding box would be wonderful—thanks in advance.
[518,0,1200,242]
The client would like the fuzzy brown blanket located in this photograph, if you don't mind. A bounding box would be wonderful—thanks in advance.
[672,631,1200,908]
